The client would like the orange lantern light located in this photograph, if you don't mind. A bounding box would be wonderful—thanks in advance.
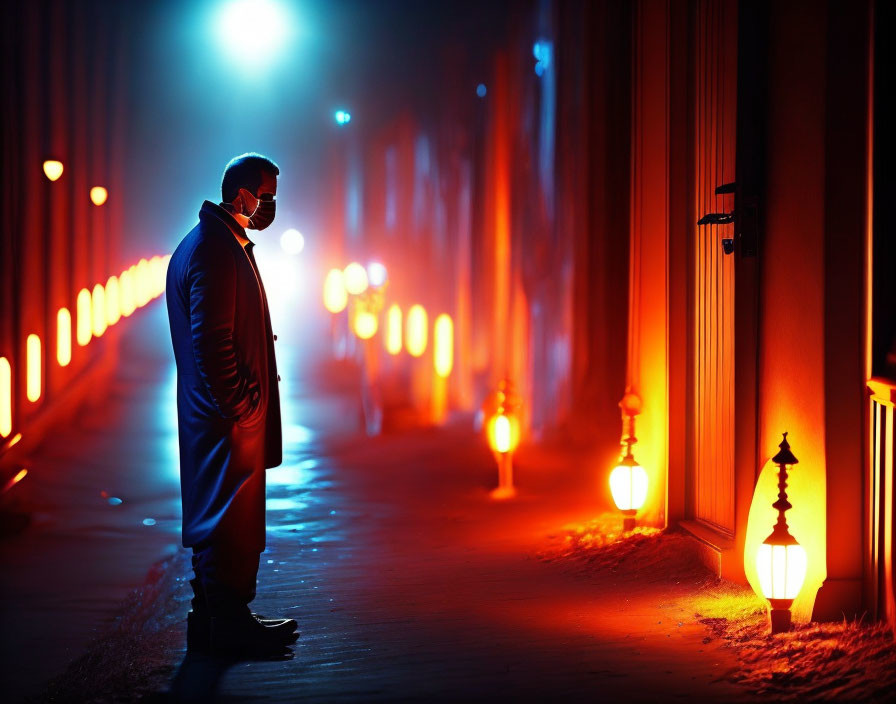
[756,433,808,634]
[0,356,11,437]
[76,288,92,346]
[343,262,369,296]
[105,275,121,326]
[26,334,41,402]
[406,304,428,357]
[119,268,136,317]
[136,258,151,307]
[353,310,378,340]
[386,304,402,355]
[90,186,108,206]
[433,314,453,378]
[42,160,64,181]
[91,283,107,337]
[323,268,348,314]
[485,379,521,499]
[56,308,72,367]
[610,392,647,530]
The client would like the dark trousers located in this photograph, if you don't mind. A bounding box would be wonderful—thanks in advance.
[189,468,266,616]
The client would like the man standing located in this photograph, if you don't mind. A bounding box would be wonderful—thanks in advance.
[166,153,298,655]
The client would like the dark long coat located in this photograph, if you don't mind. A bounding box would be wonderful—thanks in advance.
[166,200,282,552]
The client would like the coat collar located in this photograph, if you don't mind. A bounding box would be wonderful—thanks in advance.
[199,200,255,248]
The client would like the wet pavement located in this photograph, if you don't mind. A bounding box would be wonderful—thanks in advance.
[2,291,758,703]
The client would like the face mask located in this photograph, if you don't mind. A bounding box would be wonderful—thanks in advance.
[245,192,276,231]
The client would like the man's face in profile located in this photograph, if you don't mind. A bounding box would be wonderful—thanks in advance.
[239,171,278,231]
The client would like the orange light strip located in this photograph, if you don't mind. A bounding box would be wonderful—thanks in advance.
[386,304,402,355]
[434,314,453,377]
[26,334,41,402]
[0,357,11,437]
[57,308,72,366]
[1,467,28,494]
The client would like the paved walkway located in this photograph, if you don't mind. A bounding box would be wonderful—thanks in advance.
[2,298,758,703]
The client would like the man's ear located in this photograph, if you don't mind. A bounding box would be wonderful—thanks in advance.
[237,188,256,215]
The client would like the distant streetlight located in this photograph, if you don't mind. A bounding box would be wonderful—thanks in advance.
[216,0,291,70]
[280,228,305,255]
[335,110,352,125]
[476,83,487,98]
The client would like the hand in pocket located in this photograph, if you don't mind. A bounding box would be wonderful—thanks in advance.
[241,378,262,422]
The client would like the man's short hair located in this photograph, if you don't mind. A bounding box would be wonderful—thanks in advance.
[221,153,280,202]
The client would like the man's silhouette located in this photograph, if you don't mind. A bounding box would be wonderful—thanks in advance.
[166,153,298,655]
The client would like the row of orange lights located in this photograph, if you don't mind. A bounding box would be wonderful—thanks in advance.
[42,160,109,206]
[323,266,454,378]
[0,255,170,439]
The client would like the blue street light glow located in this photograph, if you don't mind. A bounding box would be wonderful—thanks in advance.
[476,83,487,98]
[533,39,552,76]
[216,0,292,70]
[335,110,352,125]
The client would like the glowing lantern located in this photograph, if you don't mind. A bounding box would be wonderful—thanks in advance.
[433,314,453,378]
[76,288,92,346]
[353,310,378,340]
[90,186,108,206]
[119,268,136,317]
[323,268,348,314]
[0,357,11,437]
[343,262,369,295]
[487,411,520,455]
[26,334,41,402]
[56,308,72,366]
[42,160,64,181]
[105,276,121,325]
[91,284,106,337]
[611,392,646,530]
[485,379,521,499]
[756,433,808,634]
[406,305,428,357]
[386,304,402,355]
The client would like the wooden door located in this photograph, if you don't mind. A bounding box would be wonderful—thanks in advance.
[692,0,738,535]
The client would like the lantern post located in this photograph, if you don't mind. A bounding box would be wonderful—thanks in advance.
[485,379,521,499]
[609,392,648,531]
[756,432,807,634]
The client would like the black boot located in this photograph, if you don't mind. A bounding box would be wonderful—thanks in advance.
[187,608,298,653]
[210,608,300,656]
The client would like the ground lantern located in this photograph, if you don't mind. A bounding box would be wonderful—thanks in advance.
[756,432,807,634]
[610,392,647,530]
[485,379,521,499]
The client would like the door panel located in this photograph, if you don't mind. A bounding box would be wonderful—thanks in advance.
[693,0,738,535]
